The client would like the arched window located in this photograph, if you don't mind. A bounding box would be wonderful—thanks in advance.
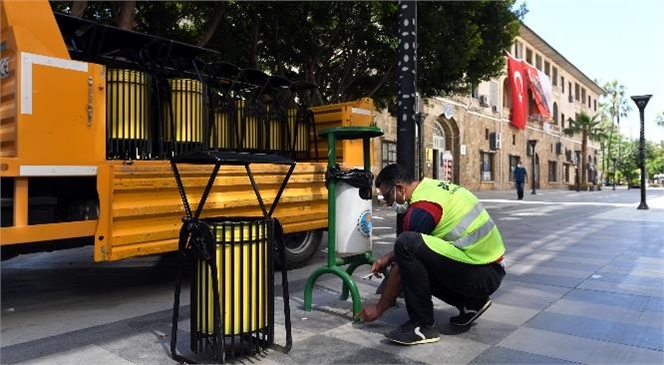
[502,78,511,108]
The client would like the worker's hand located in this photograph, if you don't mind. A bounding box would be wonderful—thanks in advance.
[371,256,390,276]
[354,304,384,323]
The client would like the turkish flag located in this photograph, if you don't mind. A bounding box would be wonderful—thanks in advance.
[507,56,527,129]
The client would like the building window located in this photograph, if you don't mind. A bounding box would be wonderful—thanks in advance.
[575,83,580,101]
[561,76,565,92]
[514,41,523,58]
[561,113,566,129]
[553,103,559,124]
[548,161,558,182]
[382,141,396,168]
[564,164,573,183]
[535,54,542,70]
[581,87,586,103]
[526,48,533,64]
[594,99,597,111]
[480,152,494,181]
[552,67,558,86]
[588,96,591,108]
[544,61,550,76]
[509,155,519,182]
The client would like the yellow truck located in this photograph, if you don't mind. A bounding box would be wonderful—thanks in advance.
[0,0,375,268]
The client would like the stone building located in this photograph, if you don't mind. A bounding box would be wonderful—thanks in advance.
[371,24,605,191]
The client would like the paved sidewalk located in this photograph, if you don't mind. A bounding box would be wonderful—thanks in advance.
[267,188,664,365]
[2,188,663,364]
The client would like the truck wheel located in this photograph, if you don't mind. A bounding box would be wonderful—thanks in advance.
[277,229,323,270]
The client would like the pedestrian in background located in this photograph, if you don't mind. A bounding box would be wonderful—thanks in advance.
[356,164,506,345]
[514,161,527,200]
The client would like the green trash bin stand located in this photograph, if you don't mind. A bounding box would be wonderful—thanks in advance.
[169,150,295,363]
[303,126,384,317]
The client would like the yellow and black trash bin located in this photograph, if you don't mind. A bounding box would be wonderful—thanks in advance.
[193,218,271,338]
[169,150,295,363]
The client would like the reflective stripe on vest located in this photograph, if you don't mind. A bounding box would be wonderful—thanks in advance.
[451,218,496,249]
[443,201,486,242]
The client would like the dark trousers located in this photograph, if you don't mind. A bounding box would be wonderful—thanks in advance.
[516,181,525,199]
[394,231,505,327]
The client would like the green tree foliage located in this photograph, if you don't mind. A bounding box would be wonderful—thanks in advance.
[647,141,664,178]
[656,112,664,128]
[50,1,525,110]
[563,111,602,185]
[601,80,631,181]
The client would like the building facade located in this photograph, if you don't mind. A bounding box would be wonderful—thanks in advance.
[372,24,605,191]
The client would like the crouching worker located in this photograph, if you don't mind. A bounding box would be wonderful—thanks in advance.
[355,164,506,345]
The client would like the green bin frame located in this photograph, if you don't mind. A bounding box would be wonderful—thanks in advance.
[303,126,384,316]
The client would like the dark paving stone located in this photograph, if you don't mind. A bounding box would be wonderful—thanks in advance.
[505,272,585,288]
[590,270,664,290]
[491,280,569,310]
[526,311,664,351]
[469,345,578,364]
[564,288,664,313]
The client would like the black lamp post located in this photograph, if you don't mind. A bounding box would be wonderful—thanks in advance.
[612,156,617,190]
[631,94,652,210]
[575,150,582,192]
[528,139,537,195]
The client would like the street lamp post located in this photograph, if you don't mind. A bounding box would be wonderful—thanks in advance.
[575,150,582,192]
[631,94,652,210]
[612,157,617,190]
[528,139,537,195]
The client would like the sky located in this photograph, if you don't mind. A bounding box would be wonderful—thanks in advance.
[516,0,664,143]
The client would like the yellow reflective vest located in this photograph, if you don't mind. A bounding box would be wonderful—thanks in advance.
[410,178,505,264]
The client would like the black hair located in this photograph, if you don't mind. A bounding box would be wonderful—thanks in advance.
[375,163,415,189]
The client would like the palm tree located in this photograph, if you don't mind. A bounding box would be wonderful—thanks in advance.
[563,111,602,186]
[603,81,632,189]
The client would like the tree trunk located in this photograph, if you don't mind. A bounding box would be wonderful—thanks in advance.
[197,2,226,48]
[582,135,588,186]
[71,1,88,18]
[115,1,136,30]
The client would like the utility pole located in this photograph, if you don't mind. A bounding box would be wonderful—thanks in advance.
[396,0,417,234]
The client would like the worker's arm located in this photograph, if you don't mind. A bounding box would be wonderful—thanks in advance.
[354,263,402,322]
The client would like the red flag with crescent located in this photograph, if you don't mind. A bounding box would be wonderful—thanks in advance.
[508,55,527,129]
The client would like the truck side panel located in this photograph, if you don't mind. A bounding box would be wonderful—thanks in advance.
[96,162,328,261]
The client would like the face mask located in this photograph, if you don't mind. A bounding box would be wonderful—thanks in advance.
[390,186,409,213]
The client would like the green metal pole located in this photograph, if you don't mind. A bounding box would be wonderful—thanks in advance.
[327,132,337,268]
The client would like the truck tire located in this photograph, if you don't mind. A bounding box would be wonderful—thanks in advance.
[277,229,323,270]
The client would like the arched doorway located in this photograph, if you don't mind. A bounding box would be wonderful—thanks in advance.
[434,116,460,184]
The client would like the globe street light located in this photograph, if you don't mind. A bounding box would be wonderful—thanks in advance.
[528,139,537,195]
[575,150,582,192]
[631,94,652,210]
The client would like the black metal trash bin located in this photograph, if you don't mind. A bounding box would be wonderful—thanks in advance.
[169,150,294,364]
[191,217,275,359]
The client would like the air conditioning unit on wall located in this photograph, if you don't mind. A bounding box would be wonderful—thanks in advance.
[490,132,502,150]
[479,95,489,107]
